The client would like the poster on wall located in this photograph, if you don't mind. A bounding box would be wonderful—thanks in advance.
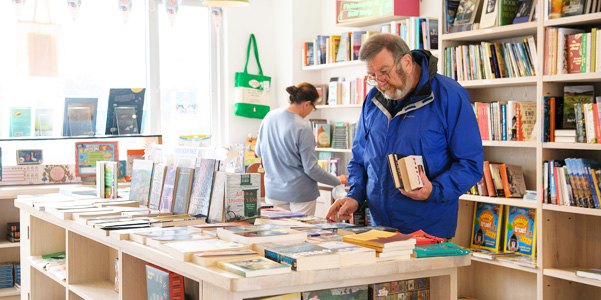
[165,0,179,26]
[118,0,132,23]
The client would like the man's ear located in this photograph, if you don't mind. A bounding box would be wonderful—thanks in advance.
[401,54,412,72]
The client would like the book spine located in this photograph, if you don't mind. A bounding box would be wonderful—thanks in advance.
[501,103,507,141]
[575,104,586,143]
[264,249,297,270]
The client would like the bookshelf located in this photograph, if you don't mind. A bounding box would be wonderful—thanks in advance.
[441,2,601,300]
[15,198,469,300]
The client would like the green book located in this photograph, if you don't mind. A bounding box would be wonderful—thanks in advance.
[412,242,469,258]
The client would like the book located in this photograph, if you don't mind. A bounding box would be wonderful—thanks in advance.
[229,229,307,245]
[125,149,145,181]
[148,163,166,210]
[190,250,258,267]
[188,158,219,217]
[500,164,527,198]
[388,154,425,191]
[63,98,97,136]
[516,101,537,141]
[172,167,194,215]
[495,253,537,268]
[317,241,376,267]
[315,122,331,148]
[216,224,287,241]
[576,268,601,281]
[408,230,445,245]
[497,0,519,26]
[302,285,368,300]
[34,107,54,136]
[217,256,291,277]
[470,248,518,260]
[342,230,416,250]
[145,264,184,300]
[263,241,340,271]
[454,0,482,26]
[479,0,498,28]
[74,141,119,177]
[563,85,594,129]
[488,162,505,197]
[512,0,535,23]
[160,239,249,261]
[105,88,145,135]
[504,206,537,257]
[129,159,154,206]
[470,202,504,251]
[208,172,261,223]
[160,166,179,213]
[251,293,301,300]
[10,107,31,137]
[412,242,469,258]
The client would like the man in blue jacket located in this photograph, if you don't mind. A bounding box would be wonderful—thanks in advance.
[326,34,483,239]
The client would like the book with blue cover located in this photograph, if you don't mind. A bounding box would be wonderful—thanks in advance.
[10,107,31,137]
[412,242,469,258]
[470,202,504,251]
[504,206,537,257]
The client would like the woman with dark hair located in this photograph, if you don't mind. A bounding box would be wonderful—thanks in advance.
[255,82,347,216]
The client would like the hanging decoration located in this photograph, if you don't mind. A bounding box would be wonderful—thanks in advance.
[165,0,179,26]
[210,7,222,30]
[66,0,81,20]
[118,0,132,23]
[12,0,26,17]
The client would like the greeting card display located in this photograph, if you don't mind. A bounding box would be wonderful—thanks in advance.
[75,141,119,177]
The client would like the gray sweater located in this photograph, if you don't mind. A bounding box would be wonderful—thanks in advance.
[255,108,340,202]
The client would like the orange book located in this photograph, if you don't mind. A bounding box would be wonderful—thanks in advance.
[483,161,497,197]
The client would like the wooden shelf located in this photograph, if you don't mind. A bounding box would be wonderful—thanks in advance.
[544,12,601,27]
[315,147,352,153]
[69,281,118,300]
[471,256,539,274]
[543,142,601,150]
[302,60,363,71]
[458,76,537,88]
[315,104,363,109]
[441,22,537,42]
[544,267,601,288]
[0,287,20,297]
[543,204,601,217]
[0,241,19,249]
[543,73,601,83]
[30,259,67,288]
[482,141,537,148]
[459,194,538,208]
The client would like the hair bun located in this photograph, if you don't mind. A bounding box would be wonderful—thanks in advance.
[286,85,299,96]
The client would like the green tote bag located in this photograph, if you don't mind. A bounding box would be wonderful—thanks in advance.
[234,34,271,119]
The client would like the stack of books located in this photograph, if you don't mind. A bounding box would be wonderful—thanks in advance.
[342,229,416,261]
[263,241,341,271]
[6,222,19,243]
[0,263,13,289]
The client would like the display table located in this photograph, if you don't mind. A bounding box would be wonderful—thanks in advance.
[15,198,470,300]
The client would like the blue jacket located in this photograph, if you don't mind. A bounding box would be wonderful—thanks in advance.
[346,50,483,238]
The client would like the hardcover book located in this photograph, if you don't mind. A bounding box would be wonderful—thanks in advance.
[207,172,260,223]
[129,159,154,206]
[63,97,97,136]
[500,164,527,197]
[470,202,504,251]
[412,242,469,258]
[504,206,537,257]
[454,0,481,26]
[145,264,184,300]
[172,167,194,215]
[160,166,179,213]
[187,158,219,217]
[342,230,416,250]
[148,163,166,210]
[563,85,594,129]
[105,88,145,135]
[512,0,535,23]
[216,256,291,278]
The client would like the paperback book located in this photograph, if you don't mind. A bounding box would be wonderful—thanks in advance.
[470,202,504,251]
[129,159,154,206]
[504,206,537,257]
[412,242,469,258]
[263,241,340,271]
[217,256,291,277]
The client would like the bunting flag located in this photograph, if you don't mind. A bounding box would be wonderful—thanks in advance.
[211,7,222,30]
[66,0,81,20]
[118,0,132,23]
[12,0,26,17]
[165,0,179,26]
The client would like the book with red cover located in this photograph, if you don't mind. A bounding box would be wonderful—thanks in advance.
[145,263,184,300]
[567,33,583,74]
[409,230,444,245]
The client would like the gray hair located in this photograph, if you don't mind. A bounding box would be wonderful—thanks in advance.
[359,33,412,72]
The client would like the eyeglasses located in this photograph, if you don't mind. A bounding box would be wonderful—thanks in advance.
[310,102,317,112]
[366,63,396,86]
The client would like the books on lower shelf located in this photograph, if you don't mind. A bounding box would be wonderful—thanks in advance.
[217,256,291,277]
[470,202,503,251]
[370,277,430,300]
[145,264,184,300]
[576,268,601,281]
[504,206,537,257]
[302,285,368,300]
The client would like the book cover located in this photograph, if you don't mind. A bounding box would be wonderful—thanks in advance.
[105,88,145,135]
[145,264,184,300]
[129,159,154,206]
[172,167,194,215]
[63,98,97,136]
[302,285,368,300]
[9,107,31,137]
[264,242,340,271]
[342,230,416,249]
[501,164,527,197]
[34,108,54,136]
[567,33,583,74]
[498,0,519,26]
[387,153,404,190]
[488,162,505,197]
[454,0,482,26]
[470,202,503,251]
[314,84,328,105]
[125,149,145,181]
[397,155,425,191]
[516,101,537,141]
[225,173,260,222]
[479,0,498,28]
[412,242,469,258]
[504,206,537,257]
[563,85,594,129]
[188,158,219,217]
[160,166,179,213]
[483,161,497,196]
[74,141,118,177]
[408,230,445,245]
[217,256,291,278]
[513,0,535,23]
[315,123,331,148]
[148,163,166,210]
[104,161,118,199]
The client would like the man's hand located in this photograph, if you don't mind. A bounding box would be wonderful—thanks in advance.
[325,197,359,221]
[399,169,432,200]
